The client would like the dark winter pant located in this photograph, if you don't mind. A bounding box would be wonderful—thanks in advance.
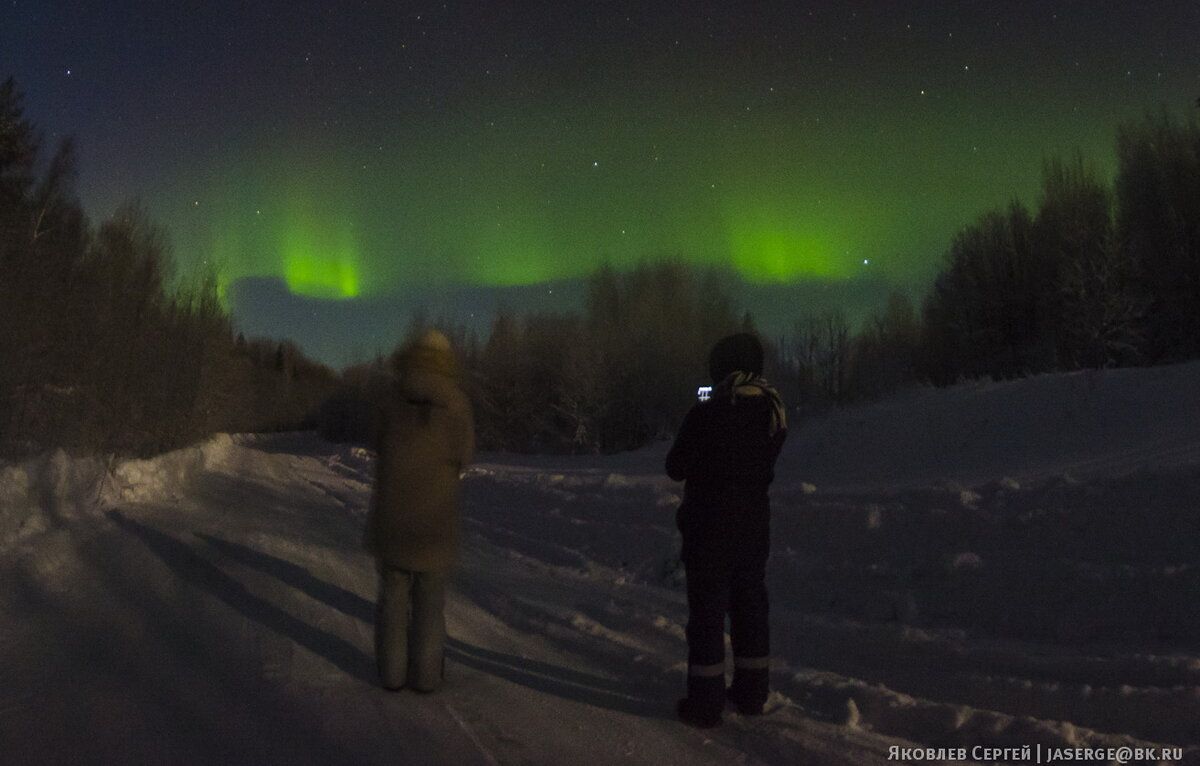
[684,561,770,714]
[375,567,448,691]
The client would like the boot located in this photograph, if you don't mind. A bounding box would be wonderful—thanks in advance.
[728,663,768,715]
[677,674,723,728]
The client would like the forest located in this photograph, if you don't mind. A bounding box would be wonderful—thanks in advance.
[0,78,340,459]
[2,74,1198,457]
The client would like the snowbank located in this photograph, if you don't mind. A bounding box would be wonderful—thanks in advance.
[0,433,373,550]
[0,435,229,548]
[784,360,1200,491]
[0,448,110,544]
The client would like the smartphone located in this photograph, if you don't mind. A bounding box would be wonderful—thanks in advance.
[696,385,712,402]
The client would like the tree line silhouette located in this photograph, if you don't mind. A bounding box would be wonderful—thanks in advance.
[921,114,1200,383]
[3,73,1198,457]
[0,78,338,459]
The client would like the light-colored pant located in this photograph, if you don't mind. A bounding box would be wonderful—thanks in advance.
[375,567,448,691]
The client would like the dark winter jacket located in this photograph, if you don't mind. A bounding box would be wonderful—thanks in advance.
[366,352,475,572]
[665,380,786,568]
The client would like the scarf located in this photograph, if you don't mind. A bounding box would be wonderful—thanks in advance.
[714,371,788,436]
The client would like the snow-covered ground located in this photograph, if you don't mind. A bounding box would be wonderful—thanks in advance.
[2,363,1199,765]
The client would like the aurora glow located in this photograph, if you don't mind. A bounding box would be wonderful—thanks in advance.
[280,201,361,300]
[4,1,1198,354]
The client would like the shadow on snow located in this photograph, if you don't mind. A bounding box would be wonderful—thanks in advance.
[110,511,669,720]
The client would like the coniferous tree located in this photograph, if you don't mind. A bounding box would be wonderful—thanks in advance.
[920,202,1042,381]
[1115,111,1200,360]
[1034,155,1147,368]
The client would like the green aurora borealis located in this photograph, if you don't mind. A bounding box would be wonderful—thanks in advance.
[6,1,1198,336]
[181,94,1135,302]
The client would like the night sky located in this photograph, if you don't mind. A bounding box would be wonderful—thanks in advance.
[3,1,1198,367]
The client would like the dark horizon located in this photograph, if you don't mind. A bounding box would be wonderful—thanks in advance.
[228,268,905,369]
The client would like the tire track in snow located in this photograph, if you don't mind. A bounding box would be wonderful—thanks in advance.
[442,701,501,766]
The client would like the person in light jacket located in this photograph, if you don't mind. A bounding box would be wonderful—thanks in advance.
[365,329,475,692]
[665,332,787,727]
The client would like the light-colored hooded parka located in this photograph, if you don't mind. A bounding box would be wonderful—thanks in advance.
[365,331,475,572]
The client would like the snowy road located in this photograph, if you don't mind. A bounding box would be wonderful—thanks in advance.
[3,364,1200,764]
[0,435,894,765]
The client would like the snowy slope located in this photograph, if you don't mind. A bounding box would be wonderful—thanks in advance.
[2,364,1199,765]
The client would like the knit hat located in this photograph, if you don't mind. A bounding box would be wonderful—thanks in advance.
[394,329,459,379]
[708,332,764,384]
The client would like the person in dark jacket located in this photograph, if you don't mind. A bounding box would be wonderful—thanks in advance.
[665,332,787,728]
[365,329,475,692]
